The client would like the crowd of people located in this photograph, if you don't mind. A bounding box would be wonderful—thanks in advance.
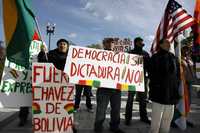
[0,36,196,133]
[38,37,195,133]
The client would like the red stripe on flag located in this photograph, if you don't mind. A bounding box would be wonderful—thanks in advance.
[173,9,186,19]
[32,30,40,40]
[174,21,195,37]
[174,15,193,29]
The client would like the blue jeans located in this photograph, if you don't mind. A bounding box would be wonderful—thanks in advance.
[74,85,92,109]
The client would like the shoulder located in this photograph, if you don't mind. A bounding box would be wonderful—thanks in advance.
[151,53,159,59]
[142,50,150,57]
[142,50,149,55]
[168,53,178,61]
[48,49,58,55]
[168,52,175,57]
[128,49,134,54]
[49,49,57,53]
[128,49,140,55]
[38,50,45,55]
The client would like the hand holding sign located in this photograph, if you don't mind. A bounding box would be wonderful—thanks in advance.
[40,42,48,52]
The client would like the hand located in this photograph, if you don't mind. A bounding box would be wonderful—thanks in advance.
[61,71,69,83]
[114,51,120,54]
[66,73,69,83]
[40,42,48,52]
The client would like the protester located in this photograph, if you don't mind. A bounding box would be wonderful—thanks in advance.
[94,38,125,133]
[125,37,151,125]
[38,39,69,71]
[38,39,77,133]
[74,84,93,113]
[149,39,180,133]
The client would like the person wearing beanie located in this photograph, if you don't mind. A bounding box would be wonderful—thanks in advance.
[38,38,69,71]
[94,38,125,133]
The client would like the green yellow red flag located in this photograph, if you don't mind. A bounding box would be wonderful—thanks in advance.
[3,0,40,68]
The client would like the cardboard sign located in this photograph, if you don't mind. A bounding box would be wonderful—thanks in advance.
[0,40,42,108]
[33,63,74,133]
[64,46,144,92]
[112,38,132,52]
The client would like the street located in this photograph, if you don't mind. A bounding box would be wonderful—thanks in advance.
[0,89,200,133]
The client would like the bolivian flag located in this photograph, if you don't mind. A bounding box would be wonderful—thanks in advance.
[64,103,75,114]
[174,63,190,130]
[3,0,40,68]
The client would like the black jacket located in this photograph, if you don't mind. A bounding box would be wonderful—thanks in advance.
[37,48,68,71]
[149,49,180,105]
[129,46,150,79]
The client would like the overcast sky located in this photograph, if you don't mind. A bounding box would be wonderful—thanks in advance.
[0,0,195,51]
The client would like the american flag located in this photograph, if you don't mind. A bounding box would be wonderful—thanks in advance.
[151,0,195,54]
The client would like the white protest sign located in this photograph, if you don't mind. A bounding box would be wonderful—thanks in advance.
[0,40,42,108]
[32,63,74,133]
[64,46,144,92]
[112,38,132,52]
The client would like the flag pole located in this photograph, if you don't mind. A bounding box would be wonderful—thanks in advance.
[34,17,42,41]
[34,17,49,61]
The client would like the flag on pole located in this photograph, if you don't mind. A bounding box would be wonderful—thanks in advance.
[151,0,195,54]
[3,0,40,68]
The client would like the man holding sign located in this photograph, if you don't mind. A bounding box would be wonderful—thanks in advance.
[125,37,151,125]
[94,38,125,133]
[37,39,77,133]
[38,39,69,71]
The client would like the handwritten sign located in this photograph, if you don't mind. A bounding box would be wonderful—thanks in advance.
[0,40,42,108]
[33,63,74,133]
[112,38,132,52]
[64,46,144,92]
